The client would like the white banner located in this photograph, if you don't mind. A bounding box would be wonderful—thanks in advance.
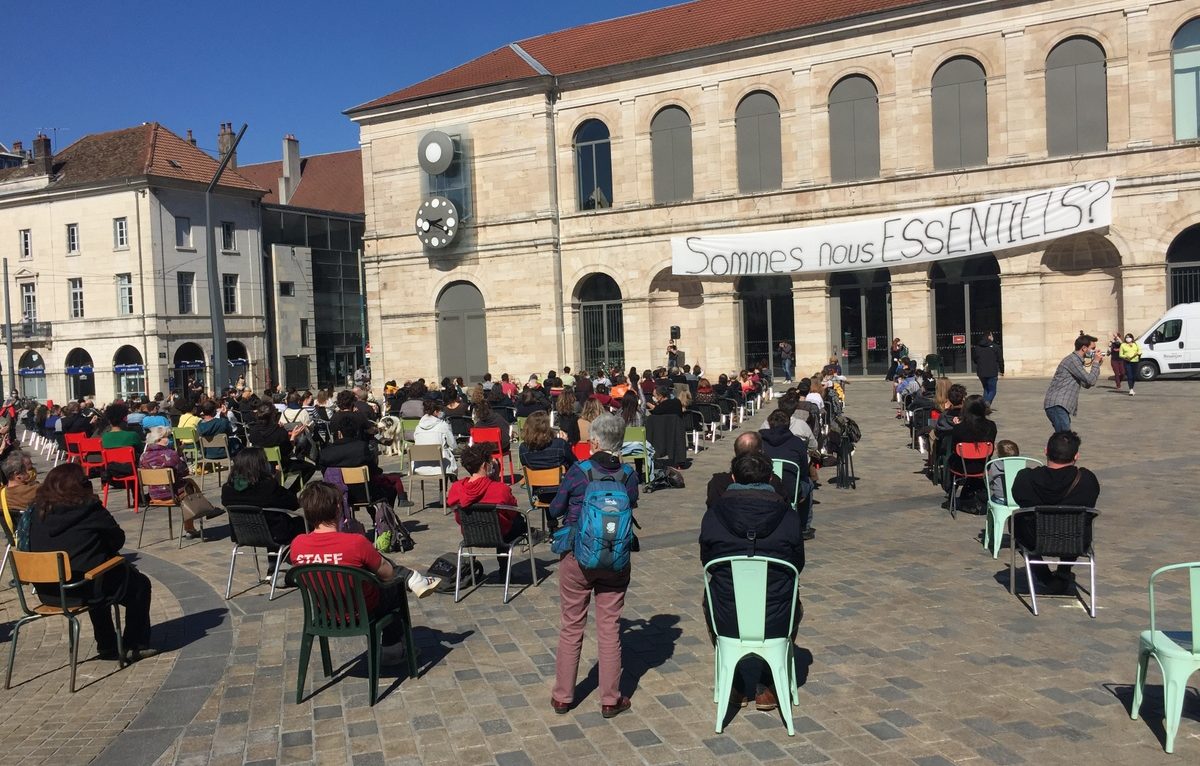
[671,179,1115,276]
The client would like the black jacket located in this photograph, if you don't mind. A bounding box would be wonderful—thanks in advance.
[29,499,125,584]
[247,422,292,460]
[700,486,805,638]
[972,340,1004,378]
[1012,465,1100,509]
[706,472,786,508]
[760,425,809,467]
[318,439,376,470]
[221,476,299,511]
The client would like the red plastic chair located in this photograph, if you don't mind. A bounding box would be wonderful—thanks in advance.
[949,441,994,519]
[63,432,86,464]
[101,446,140,514]
[469,427,515,483]
[571,442,592,461]
[79,437,106,479]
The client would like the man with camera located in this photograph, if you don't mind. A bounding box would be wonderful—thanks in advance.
[1043,334,1103,433]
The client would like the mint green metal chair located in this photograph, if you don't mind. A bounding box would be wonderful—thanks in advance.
[704,555,800,735]
[621,426,651,484]
[983,457,1042,558]
[1131,561,1200,753]
[770,459,802,511]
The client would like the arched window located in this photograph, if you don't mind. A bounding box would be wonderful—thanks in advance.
[574,120,613,210]
[932,57,988,169]
[735,92,782,192]
[1172,19,1200,140]
[1045,37,1108,156]
[828,75,880,182]
[577,274,624,372]
[1167,225,1200,305]
[650,106,692,203]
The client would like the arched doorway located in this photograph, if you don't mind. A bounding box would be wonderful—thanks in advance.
[172,342,207,393]
[737,276,794,374]
[1167,225,1200,306]
[227,341,249,389]
[436,281,489,384]
[18,349,46,400]
[829,269,892,375]
[930,255,1002,374]
[577,274,624,373]
[65,348,95,400]
[1041,234,1122,343]
[114,346,146,400]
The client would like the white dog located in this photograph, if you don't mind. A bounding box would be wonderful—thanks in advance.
[375,415,403,457]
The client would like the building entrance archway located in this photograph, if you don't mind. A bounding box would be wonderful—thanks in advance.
[737,276,794,375]
[65,348,95,400]
[172,342,207,393]
[576,274,624,373]
[227,341,249,389]
[829,269,892,375]
[1167,225,1200,306]
[930,255,1002,374]
[114,346,146,400]
[436,281,489,384]
[18,349,46,401]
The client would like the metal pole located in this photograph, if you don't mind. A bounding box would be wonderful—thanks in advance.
[205,122,247,395]
[2,258,13,397]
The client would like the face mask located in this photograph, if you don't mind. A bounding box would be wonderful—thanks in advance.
[1084,350,1095,359]
[1125,337,1133,343]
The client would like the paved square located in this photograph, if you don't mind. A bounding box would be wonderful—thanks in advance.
[2,378,1199,765]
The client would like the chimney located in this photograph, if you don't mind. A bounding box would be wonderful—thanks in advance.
[217,122,237,168]
[280,134,301,205]
[32,133,52,174]
[11,140,22,154]
[186,129,197,147]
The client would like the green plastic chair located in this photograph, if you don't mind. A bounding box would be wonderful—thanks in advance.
[399,418,421,468]
[621,426,651,484]
[770,458,802,511]
[924,353,945,377]
[262,446,285,484]
[172,425,200,463]
[285,564,418,706]
[703,555,800,735]
[982,456,1043,558]
[1131,561,1200,753]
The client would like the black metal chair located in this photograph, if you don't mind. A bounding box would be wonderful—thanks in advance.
[447,416,473,445]
[225,504,303,600]
[1009,506,1099,617]
[453,503,536,604]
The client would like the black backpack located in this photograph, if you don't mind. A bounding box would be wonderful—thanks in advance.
[426,553,485,594]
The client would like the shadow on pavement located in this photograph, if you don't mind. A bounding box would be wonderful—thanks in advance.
[152,607,229,652]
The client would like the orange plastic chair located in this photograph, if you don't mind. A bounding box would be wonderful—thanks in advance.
[101,446,140,514]
[949,441,994,519]
[470,427,515,483]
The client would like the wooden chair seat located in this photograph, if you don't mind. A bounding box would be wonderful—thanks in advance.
[148,498,178,507]
[32,603,90,616]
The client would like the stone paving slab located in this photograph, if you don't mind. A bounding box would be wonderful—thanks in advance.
[2,377,1199,764]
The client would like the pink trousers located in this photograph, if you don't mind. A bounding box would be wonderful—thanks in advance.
[552,553,629,705]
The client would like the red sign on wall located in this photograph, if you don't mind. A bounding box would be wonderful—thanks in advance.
[952,334,966,345]
[866,337,877,350]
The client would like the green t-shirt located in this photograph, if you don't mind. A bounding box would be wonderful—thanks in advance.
[101,429,142,450]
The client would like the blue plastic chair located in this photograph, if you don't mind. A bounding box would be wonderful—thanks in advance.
[703,555,800,735]
[983,456,1043,558]
[1131,561,1200,753]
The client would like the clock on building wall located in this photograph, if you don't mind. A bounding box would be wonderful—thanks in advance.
[415,196,459,249]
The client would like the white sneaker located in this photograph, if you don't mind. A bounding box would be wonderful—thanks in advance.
[381,641,407,666]
[406,571,440,598]
[1129,389,1135,396]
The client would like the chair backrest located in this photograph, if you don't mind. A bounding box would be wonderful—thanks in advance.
[693,403,719,425]
[408,443,445,467]
[0,487,13,537]
[173,426,198,443]
[984,456,1043,507]
[63,431,86,456]
[138,467,177,496]
[955,441,994,460]
[101,446,137,469]
[1025,506,1099,558]
[470,427,502,454]
[682,410,703,431]
[515,416,527,438]
[1146,562,1200,657]
[448,416,473,441]
[11,549,72,586]
[571,442,592,461]
[770,459,802,509]
[623,426,646,445]
[399,418,421,442]
[80,437,103,458]
[456,503,511,548]
[703,555,799,643]
[262,445,283,466]
[225,504,280,548]
[200,433,231,459]
[493,406,516,424]
[339,466,373,507]
[523,466,564,505]
[286,564,376,635]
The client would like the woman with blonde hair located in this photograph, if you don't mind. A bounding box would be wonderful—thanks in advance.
[578,398,603,443]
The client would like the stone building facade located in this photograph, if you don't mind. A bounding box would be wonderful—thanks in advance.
[350,0,1200,381]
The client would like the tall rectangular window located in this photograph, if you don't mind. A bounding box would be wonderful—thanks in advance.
[69,278,84,318]
[300,318,310,347]
[222,273,239,314]
[116,273,134,315]
[177,271,194,314]
[424,135,472,220]
[221,221,236,251]
[66,223,80,255]
[20,283,36,323]
[175,216,192,248]
[19,229,32,260]
[113,217,128,249]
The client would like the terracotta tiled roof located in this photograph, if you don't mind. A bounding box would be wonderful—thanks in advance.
[238,149,364,216]
[350,0,927,113]
[0,123,266,193]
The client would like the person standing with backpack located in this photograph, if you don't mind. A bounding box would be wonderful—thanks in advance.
[547,413,640,719]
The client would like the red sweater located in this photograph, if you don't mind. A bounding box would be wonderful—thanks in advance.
[447,476,520,538]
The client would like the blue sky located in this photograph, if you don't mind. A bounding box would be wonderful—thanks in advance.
[6,0,672,164]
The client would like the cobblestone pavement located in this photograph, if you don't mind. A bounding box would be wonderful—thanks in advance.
[1,377,1199,765]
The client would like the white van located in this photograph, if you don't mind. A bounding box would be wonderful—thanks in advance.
[1135,302,1200,380]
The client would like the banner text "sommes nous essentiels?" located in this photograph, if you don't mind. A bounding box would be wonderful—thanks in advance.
[670,179,1115,276]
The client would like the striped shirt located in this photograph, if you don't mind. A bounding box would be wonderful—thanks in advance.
[1043,353,1102,415]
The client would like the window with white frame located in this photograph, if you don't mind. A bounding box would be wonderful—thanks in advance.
[221,221,236,251]
[177,271,195,314]
[222,273,239,314]
[66,223,80,255]
[19,229,32,260]
[175,216,192,248]
[69,278,84,318]
[116,273,134,315]
[20,283,36,323]
[113,217,128,249]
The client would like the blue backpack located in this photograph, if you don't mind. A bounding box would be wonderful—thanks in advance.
[571,461,635,571]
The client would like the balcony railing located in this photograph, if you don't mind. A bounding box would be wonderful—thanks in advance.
[2,321,53,341]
